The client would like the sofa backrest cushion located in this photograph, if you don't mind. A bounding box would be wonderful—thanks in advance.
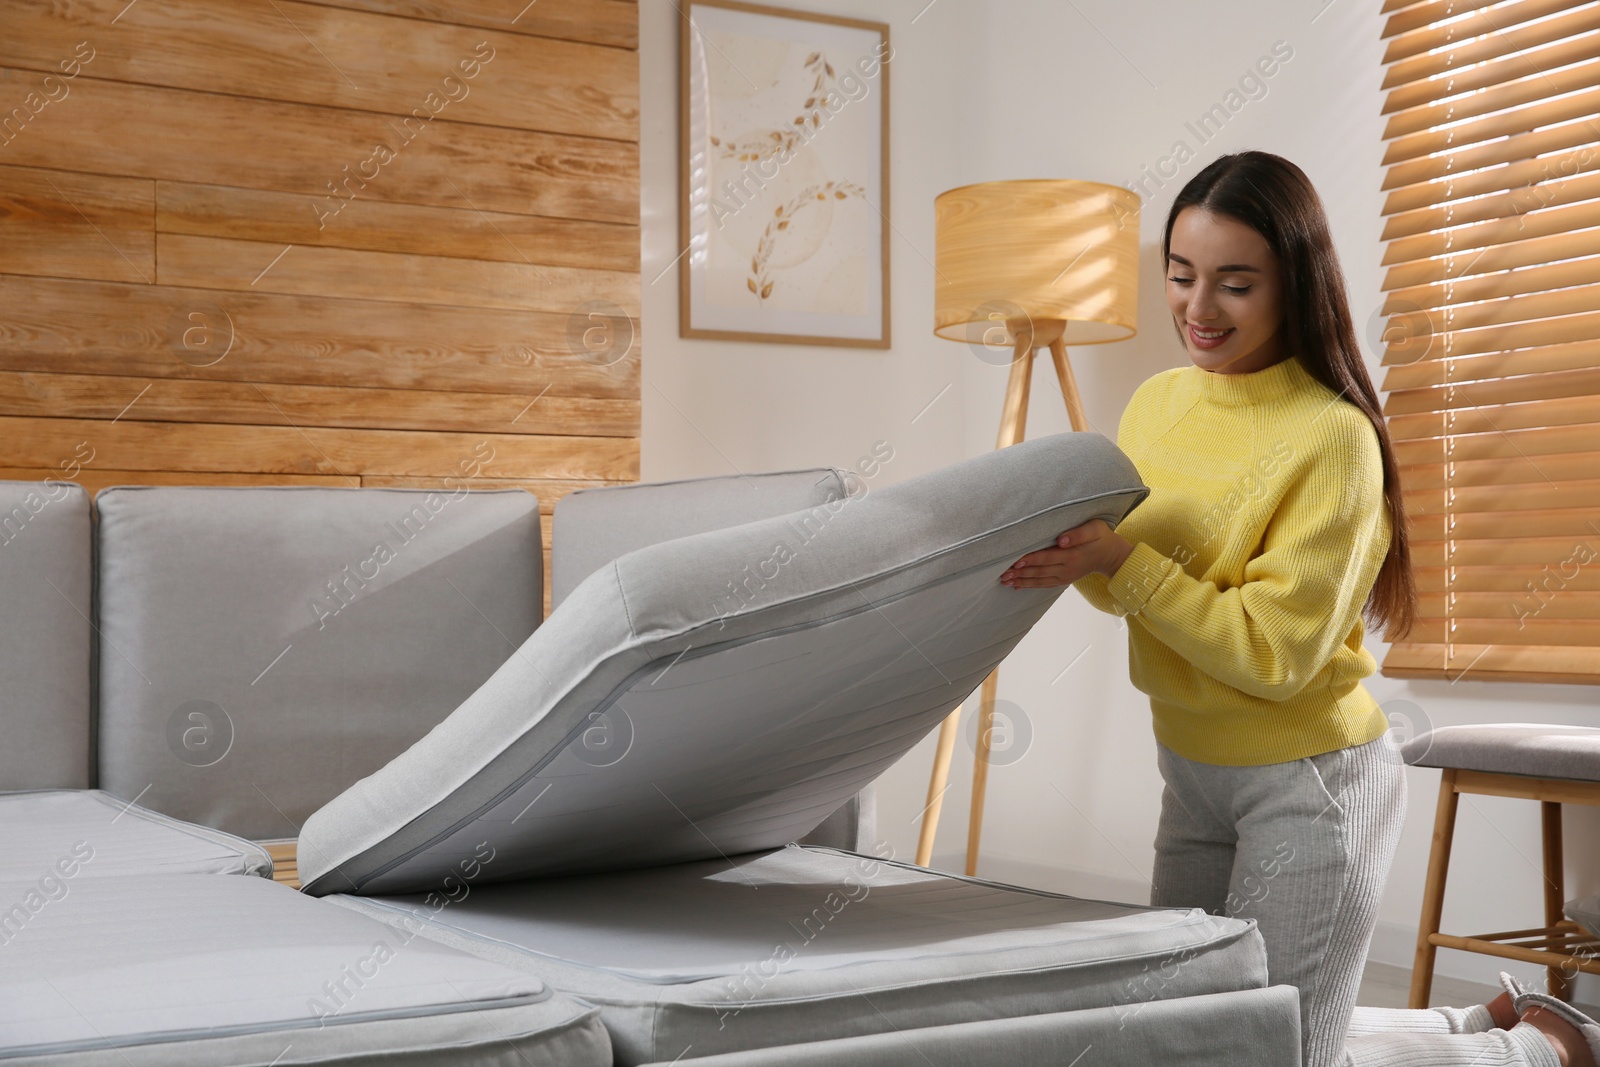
[299,433,1146,895]
[95,485,541,839]
[0,481,92,790]
[549,468,849,612]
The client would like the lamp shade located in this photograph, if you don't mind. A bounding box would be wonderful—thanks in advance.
[934,179,1140,346]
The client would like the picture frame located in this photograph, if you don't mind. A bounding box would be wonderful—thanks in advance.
[678,0,891,348]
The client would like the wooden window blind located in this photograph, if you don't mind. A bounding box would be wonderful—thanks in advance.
[1378,0,1600,684]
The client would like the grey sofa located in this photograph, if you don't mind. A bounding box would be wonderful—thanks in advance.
[0,433,1303,1066]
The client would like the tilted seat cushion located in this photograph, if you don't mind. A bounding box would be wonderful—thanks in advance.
[550,467,879,851]
[329,845,1268,1066]
[297,432,1148,894]
[0,873,610,1066]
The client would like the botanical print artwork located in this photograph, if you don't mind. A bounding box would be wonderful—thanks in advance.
[703,34,874,317]
[707,49,868,306]
[746,180,866,302]
[682,3,888,346]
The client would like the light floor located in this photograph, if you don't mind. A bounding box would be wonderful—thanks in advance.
[1356,961,1497,1009]
[1357,962,1600,1018]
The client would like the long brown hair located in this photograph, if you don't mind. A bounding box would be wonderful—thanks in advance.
[1162,150,1417,643]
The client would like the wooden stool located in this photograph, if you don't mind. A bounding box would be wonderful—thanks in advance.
[1403,724,1600,1008]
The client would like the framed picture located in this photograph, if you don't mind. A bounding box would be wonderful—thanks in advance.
[679,0,891,348]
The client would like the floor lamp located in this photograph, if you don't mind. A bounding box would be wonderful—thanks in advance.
[919,179,1140,875]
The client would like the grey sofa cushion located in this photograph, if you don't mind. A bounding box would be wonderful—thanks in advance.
[298,432,1147,894]
[0,789,271,881]
[551,467,850,612]
[94,485,542,840]
[798,788,876,852]
[553,467,878,852]
[0,481,92,790]
[0,873,611,1066]
[329,845,1268,1066]
[1402,724,1600,781]
[631,986,1304,1067]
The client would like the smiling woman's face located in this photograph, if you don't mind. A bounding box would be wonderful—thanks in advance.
[1165,207,1286,375]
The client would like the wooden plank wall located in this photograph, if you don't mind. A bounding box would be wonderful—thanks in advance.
[0,0,641,617]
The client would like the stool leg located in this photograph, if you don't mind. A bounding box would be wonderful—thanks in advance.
[1411,769,1459,1009]
[1543,800,1571,1001]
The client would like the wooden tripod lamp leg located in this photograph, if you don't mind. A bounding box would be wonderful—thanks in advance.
[956,334,1087,875]
[965,340,1036,873]
[915,712,961,866]
[916,337,1034,868]
[966,667,1001,875]
[1048,338,1090,433]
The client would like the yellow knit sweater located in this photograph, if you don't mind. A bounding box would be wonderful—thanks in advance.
[1072,354,1392,766]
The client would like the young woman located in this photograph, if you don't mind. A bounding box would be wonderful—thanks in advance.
[997,151,1600,1067]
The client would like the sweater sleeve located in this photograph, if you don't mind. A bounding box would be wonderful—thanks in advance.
[1072,569,1122,616]
[1071,375,1154,618]
[1103,419,1390,701]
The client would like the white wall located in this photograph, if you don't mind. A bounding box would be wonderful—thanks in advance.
[640,0,1600,996]
[640,0,980,482]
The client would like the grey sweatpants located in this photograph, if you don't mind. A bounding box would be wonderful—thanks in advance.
[1152,733,1399,1067]
[1152,734,1560,1067]
[1343,1005,1560,1066]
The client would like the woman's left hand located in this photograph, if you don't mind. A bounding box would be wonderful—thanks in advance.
[999,519,1134,588]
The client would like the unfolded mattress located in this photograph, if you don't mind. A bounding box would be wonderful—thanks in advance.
[0,789,271,881]
[0,873,610,1066]
[329,845,1268,1065]
[299,432,1149,894]
[632,986,1304,1067]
